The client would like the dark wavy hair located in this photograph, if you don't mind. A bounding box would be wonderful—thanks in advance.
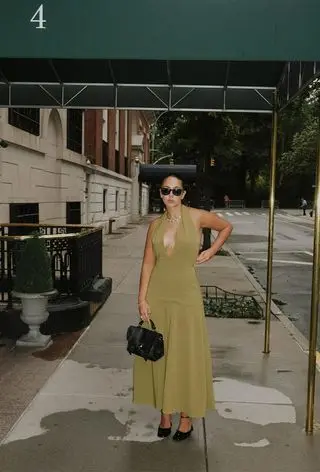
[161,173,184,188]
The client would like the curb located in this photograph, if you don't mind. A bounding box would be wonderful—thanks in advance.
[224,243,320,371]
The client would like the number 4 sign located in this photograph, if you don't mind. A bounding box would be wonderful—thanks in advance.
[30,4,47,29]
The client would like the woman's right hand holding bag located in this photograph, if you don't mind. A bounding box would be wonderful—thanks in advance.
[138,299,151,322]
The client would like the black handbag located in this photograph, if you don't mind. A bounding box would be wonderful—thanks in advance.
[126,319,164,361]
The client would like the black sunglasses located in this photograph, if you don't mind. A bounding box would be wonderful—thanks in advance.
[160,187,183,196]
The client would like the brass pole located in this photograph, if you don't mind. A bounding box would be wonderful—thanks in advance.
[305,121,320,435]
[264,97,278,354]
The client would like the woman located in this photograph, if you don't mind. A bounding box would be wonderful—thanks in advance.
[133,174,233,441]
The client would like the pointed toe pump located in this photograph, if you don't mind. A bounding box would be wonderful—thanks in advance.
[157,412,172,438]
[172,426,193,441]
[172,417,193,441]
[157,424,172,438]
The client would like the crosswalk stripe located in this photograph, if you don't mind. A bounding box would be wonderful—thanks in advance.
[214,210,285,217]
[216,211,265,217]
[215,210,312,220]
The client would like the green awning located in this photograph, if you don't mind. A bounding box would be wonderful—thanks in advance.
[1,1,320,111]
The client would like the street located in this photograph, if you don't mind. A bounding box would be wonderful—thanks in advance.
[215,209,317,346]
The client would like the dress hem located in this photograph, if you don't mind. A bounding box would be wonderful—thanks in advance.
[132,398,215,419]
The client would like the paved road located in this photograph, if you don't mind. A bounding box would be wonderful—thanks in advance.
[214,208,318,346]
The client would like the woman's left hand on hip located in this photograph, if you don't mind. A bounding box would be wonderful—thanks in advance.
[196,248,215,264]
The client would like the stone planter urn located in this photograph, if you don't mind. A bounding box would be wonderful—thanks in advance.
[13,290,57,347]
[13,234,56,348]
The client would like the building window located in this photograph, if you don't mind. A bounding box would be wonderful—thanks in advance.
[124,156,129,177]
[124,191,128,211]
[115,150,120,174]
[66,202,81,224]
[102,140,109,168]
[9,203,39,224]
[115,190,119,211]
[8,108,40,136]
[115,110,120,150]
[103,189,108,213]
[67,109,83,154]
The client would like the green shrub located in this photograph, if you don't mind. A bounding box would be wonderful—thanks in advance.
[14,235,53,294]
[203,297,263,319]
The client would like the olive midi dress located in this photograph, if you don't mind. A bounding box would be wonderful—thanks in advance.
[133,205,214,418]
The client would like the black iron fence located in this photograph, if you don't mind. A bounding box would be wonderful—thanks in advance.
[201,285,264,319]
[0,224,103,307]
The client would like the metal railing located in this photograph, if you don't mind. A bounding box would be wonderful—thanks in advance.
[227,200,245,209]
[201,285,263,319]
[0,223,103,307]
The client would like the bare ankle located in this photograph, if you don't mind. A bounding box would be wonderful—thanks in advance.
[160,412,172,427]
[178,415,192,433]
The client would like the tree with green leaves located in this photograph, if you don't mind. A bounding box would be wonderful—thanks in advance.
[278,80,320,202]
[156,111,272,204]
[154,79,320,207]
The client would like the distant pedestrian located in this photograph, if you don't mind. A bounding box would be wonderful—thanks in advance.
[224,194,230,208]
[301,198,307,216]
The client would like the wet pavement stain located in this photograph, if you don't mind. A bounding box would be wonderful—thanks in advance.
[0,363,312,470]
[0,409,205,472]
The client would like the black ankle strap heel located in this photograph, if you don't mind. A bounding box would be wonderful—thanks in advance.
[172,416,193,441]
[157,412,172,438]
[157,424,172,438]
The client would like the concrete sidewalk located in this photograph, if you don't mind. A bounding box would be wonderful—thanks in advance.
[1,217,320,472]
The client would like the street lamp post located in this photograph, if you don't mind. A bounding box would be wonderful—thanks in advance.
[152,153,174,165]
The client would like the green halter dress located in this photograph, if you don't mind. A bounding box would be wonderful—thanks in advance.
[133,205,214,417]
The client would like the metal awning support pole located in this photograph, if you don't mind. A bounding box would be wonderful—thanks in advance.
[264,93,278,354]
[305,118,320,435]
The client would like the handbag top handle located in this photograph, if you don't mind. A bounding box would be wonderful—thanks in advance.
[139,319,156,330]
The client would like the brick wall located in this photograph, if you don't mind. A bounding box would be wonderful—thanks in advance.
[84,110,103,166]
[107,110,116,171]
[119,110,126,175]
[84,109,150,176]
[126,111,132,177]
